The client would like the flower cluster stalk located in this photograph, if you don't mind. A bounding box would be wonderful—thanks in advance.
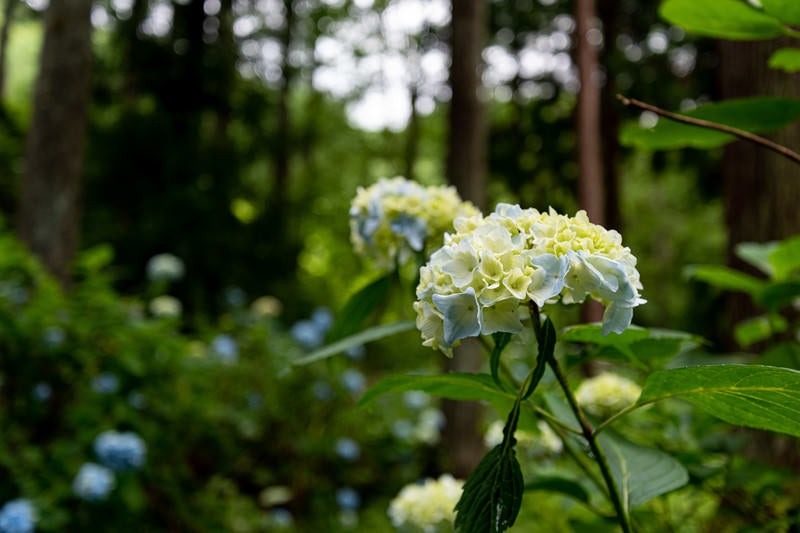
[529,303,633,533]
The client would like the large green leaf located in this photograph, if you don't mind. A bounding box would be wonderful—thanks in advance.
[768,48,800,73]
[685,265,767,294]
[327,274,392,341]
[735,241,777,277]
[760,0,800,25]
[768,235,800,280]
[639,365,800,437]
[620,97,800,150]
[357,372,515,408]
[660,0,785,40]
[293,320,415,365]
[754,280,800,311]
[561,324,702,368]
[599,432,689,512]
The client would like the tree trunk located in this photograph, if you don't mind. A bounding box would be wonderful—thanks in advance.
[598,0,621,233]
[404,84,419,181]
[718,38,800,470]
[575,0,605,325]
[443,0,487,479]
[0,0,17,99]
[17,0,93,286]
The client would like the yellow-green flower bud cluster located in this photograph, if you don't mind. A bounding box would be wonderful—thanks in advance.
[387,474,464,533]
[414,204,644,354]
[350,177,479,270]
[575,372,642,417]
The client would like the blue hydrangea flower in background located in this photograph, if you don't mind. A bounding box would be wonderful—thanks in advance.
[310,307,334,332]
[344,344,365,359]
[311,380,335,401]
[93,430,147,472]
[42,326,65,348]
[127,392,145,410]
[210,334,239,364]
[270,508,293,528]
[73,463,115,502]
[246,392,263,411]
[0,499,35,533]
[340,369,366,394]
[335,488,361,511]
[290,320,325,349]
[224,287,247,308]
[334,438,361,462]
[389,213,428,252]
[0,282,28,306]
[31,383,52,402]
[402,390,431,410]
[91,373,119,395]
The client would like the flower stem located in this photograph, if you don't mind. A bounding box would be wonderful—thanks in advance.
[547,355,633,533]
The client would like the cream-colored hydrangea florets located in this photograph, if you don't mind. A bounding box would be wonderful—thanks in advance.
[575,372,642,417]
[414,203,644,354]
[350,177,479,270]
[484,420,563,457]
[387,474,464,533]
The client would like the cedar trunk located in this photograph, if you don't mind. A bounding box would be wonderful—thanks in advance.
[17,0,93,286]
[443,0,487,478]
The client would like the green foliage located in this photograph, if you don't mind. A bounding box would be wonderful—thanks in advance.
[293,320,415,365]
[327,274,393,342]
[760,0,800,24]
[638,365,800,437]
[620,97,800,150]
[768,47,800,72]
[598,431,689,511]
[659,0,786,40]
[357,373,515,408]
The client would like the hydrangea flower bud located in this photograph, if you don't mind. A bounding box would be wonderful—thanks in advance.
[387,474,464,532]
[575,372,642,417]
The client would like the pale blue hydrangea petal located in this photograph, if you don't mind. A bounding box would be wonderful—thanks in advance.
[439,239,478,288]
[493,203,524,217]
[528,254,569,306]
[432,287,482,347]
[602,303,634,335]
[481,299,524,336]
[353,199,382,244]
[390,214,428,252]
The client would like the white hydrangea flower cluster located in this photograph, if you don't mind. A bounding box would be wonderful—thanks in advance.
[575,372,642,417]
[484,419,563,457]
[350,177,479,270]
[387,474,464,533]
[414,203,644,354]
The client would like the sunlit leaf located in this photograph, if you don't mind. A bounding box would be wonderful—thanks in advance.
[734,314,787,347]
[639,364,800,437]
[760,0,800,25]
[735,241,777,277]
[620,97,800,150]
[685,265,767,294]
[293,320,414,365]
[660,0,785,40]
[328,274,392,341]
[767,235,800,280]
[599,431,689,511]
[768,48,800,73]
[357,372,515,408]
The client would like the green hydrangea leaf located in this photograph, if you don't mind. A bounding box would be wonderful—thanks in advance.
[293,320,414,365]
[768,48,800,73]
[760,0,800,25]
[357,372,515,408]
[328,274,392,342]
[660,0,785,40]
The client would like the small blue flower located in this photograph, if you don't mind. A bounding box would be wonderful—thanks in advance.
[392,419,414,440]
[91,373,119,395]
[334,438,361,462]
[270,508,293,528]
[336,487,361,511]
[224,287,247,308]
[32,383,52,402]
[0,499,35,533]
[345,344,365,359]
[402,391,430,410]
[312,380,335,401]
[290,320,325,349]
[73,463,115,502]
[43,326,65,348]
[210,334,239,364]
[310,307,334,333]
[340,369,366,394]
[93,430,147,472]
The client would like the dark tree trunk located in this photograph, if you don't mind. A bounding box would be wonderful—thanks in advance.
[17,0,93,286]
[273,0,294,224]
[575,0,605,325]
[718,38,800,471]
[598,0,621,233]
[404,85,419,181]
[443,0,487,479]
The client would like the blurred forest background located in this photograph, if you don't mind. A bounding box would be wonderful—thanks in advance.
[0,0,798,530]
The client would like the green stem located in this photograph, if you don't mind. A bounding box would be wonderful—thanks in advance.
[594,400,656,435]
[548,355,633,533]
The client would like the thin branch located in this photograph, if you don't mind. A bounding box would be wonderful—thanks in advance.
[617,93,800,166]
